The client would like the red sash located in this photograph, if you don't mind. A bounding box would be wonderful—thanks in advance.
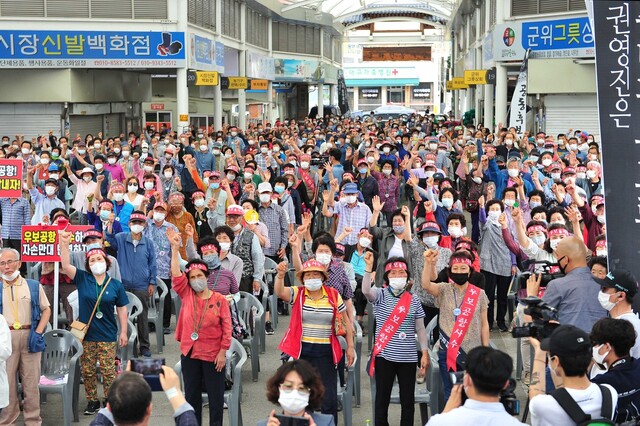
[298,169,316,194]
[446,284,481,372]
[368,291,413,377]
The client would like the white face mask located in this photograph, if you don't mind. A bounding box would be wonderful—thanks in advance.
[95,163,103,170]
[441,198,453,209]
[153,212,165,222]
[219,242,231,252]
[22,148,31,155]
[194,198,205,208]
[143,165,153,172]
[549,238,562,251]
[130,224,144,234]
[77,149,86,155]
[90,261,107,276]
[278,389,309,414]
[425,170,435,178]
[200,145,209,152]
[359,237,371,248]
[448,226,462,238]
[300,161,309,169]
[367,156,375,164]
[40,158,49,165]
[505,139,514,146]
[596,249,607,257]
[226,173,235,181]
[128,184,138,193]
[45,186,57,196]
[108,158,116,165]
[472,176,482,184]
[122,151,130,158]
[507,168,519,178]
[144,182,154,190]
[1,270,20,282]
[94,143,101,149]
[304,278,323,291]
[504,199,516,208]
[487,210,501,222]
[164,172,173,179]
[592,344,610,367]
[542,158,552,167]
[83,176,93,182]
[550,173,561,180]
[577,172,587,180]
[388,277,407,290]
[597,214,606,224]
[113,193,124,202]
[315,253,332,266]
[382,169,392,176]
[423,235,439,248]
[49,174,59,180]
[382,147,390,154]
[259,194,271,203]
[344,195,357,204]
[244,172,253,180]
[586,170,598,179]
[598,291,617,311]
[530,235,546,246]
[230,223,242,232]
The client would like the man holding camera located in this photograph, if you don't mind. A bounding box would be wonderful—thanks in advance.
[90,365,197,426]
[426,346,525,425]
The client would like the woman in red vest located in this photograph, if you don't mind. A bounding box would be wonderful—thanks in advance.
[274,259,355,424]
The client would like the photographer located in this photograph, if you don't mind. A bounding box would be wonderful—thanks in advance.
[426,346,525,425]
[529,325,617,426]
[90,366,197,426]
[526,236,606,333]
[590,318,640,423]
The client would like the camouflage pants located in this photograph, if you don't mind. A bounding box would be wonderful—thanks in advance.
[81,341,117,402]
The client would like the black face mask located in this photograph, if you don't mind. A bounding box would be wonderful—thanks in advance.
[449,272,470,285]
[557,256,568,274]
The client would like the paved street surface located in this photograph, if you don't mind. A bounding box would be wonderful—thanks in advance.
[36,315,527,426]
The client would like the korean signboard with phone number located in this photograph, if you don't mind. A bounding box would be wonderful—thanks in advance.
[0,30,186,68]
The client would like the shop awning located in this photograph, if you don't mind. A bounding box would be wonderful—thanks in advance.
[345,78,420,87]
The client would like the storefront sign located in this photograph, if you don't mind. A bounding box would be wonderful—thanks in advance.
[412,86,432,98]
[179,114,189,122]
[343,66,417,80]
[463,69,496,85]
[0,30,185,68]
[188,70,219,86]
[189,34,222,72]
[445,80,453,91]
[593,0,640,279]
[250,79,268,90]
[274,59,320,81]
[150,103,165,110]
[361,88,380,98]
[220,77,248,90]
[451,77,469,90]
[0,159,23,197]
[247,52,275,80]
[21,225,60,262]
[493,17,594,61]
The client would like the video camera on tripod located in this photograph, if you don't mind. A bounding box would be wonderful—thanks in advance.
[511,297,559,340]
[517,260,565,291]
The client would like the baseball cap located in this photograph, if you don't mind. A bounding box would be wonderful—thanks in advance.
[154,201,167,211]
[258,182,273,193]
[595,270,638,298]
[226,204,244,216]
[342,183,359,194]
[417,221,441,235]
[540,325,591,357]
[45,178,59,186]
[83,230,104,242]
[335,243,345,255]
[433,172,445,181]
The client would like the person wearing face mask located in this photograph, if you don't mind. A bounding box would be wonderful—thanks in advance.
[223,165,241,201]
[33,163,69,203]
[275,259,355,424]
[526,236,607,333]
[71,230,121,280]
[259,360,334,426]
[0,192,31,276]
[185,190,215,238]
[26,166,65,225]
[70,141,93,177]
[594,271,640,359]
[458,154,486,244]
[59,231,128,415]
[322,182,372,257]
[425,184,463,237]
[186,137,216,174]
[576,160,603,201]
[93,181,134,233]
[225,126,245,153]
[513,207,567,268]
[223,205,265,294]
[422,251,490,400]
[257,182,289,263]
[210,226,243,284]
[168,230,231,426]
[165,192,198,260]
[354,159,379,212]
[133,157,162,193]
[183,236,238,298]
[272,176,297,235]
[87,199,123,234]
[589,318,640,424]
[362,255,429,426]
[369,160,400,226]
[105,211,157,357]
[528,325,617,426]
[159,165,181,201]
[103,151,126,183]
[368,203,413,285]
[296,153,318,206]
[486,151,535,200]
[92,155,112,199]
[123,176,145,210]
[565,183,604,252]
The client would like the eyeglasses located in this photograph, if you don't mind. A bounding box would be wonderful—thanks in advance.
[0,259,20,267]
[279,383,311,395]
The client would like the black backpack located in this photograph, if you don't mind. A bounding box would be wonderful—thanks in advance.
[551,384,615,426]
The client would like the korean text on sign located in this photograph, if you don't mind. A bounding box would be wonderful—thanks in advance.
[21,225,60,262]
[0,158,23,197]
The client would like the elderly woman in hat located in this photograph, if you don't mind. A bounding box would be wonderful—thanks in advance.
[66,165,98,224]
[275,258,355,424]
[59,229,128,415]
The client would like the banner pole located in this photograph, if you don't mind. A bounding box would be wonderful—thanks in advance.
[53,261,60,330]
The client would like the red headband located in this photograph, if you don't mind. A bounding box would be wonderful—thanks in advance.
[549,228,569,237]
[86,248,106,259]
[168,193,184,203]
[451,257,472,266]
[200,244,218,254]
[527,225,548,234]
[129,213,147,222]
[385,261,407,272]
[595,240,607,248]
[185,263,208,274]
[456,242,471,251]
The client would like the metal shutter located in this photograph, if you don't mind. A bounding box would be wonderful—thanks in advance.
[69,115,104,140]
[511,0,537,16]
[134,0,167,19]
[105,113,122,137]
[90,0,131,18]
[539,0,568,14]
[544,94,599,141]
[0,0,45,17]
[0,114,60,140]
[46,0,89,17]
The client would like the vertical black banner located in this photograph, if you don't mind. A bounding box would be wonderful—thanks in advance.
[594,1,640,277]
[337,69,350,116]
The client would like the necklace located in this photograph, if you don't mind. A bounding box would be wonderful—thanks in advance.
[4,278,23,329]
[191,290,213,341]
[451,286,467,318]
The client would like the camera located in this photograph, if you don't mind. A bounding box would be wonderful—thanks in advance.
[309,155,329,167]
[130,358,165,391]
[518,260,565,290]
[449,372,519,416]
[511,297,559,340]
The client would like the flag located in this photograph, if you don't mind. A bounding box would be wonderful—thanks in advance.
[508,49,530,138]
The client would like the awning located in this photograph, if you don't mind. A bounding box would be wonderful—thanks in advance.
[345,78,420,87]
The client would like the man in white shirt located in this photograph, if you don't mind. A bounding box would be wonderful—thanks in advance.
[529,325,617,426]
[427,346,526,426]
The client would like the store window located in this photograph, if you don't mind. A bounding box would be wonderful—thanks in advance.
[190,115,215,135]
[410,83,433,109]
[358,87,382,110]
[144,111,172,132]
[386,86,404,104]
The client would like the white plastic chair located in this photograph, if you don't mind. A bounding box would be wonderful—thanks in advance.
[125,291,143,322]
[337,336,356,426]
[148,278,169,353]
[236,291,265,382]
[263,257,279,329]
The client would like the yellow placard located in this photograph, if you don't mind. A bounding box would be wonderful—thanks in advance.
[250,79,268,90]
[226,77,248,90]
[445,80,453,91]
[451,77,469,90]
[464,70,488,85]
[179,114,189,122]
[195,71,219,86]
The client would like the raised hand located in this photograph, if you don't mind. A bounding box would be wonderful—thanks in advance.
[276,261,288,277]
[59,230,72,244]
[184,223,194,238]
[423,199,433,213]
[511,207,523,223]
[97,174,105,183]
[498,212,508,228]
[372,195,385,212]
[364,251,374,271]
[478,195,485,209]
[166,228,182,248]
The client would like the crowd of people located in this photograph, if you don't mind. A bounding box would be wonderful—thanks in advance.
[0,111,638,426]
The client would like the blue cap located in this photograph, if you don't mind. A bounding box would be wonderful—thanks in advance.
[342,182,359,194]
[48,164,59,171]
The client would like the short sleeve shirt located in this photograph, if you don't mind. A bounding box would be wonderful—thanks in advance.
[74,269,128,342]
[290,286,345,345]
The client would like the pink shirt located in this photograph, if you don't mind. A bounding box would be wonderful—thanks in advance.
[173,273,232,362]
[104,163,126,183]
[68,174,97,213]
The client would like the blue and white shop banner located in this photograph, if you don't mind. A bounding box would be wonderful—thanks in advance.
[0,30,186,68]
[189,34,223,73]
[493,17,594,61]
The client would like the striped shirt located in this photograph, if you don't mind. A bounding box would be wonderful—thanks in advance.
[330,201,372,245]
[258,202,289,256]
[289,286,346,345]
[0,198,31,239]
[371,287,425,363]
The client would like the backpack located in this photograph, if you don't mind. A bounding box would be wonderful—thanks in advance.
[551,384,615,426]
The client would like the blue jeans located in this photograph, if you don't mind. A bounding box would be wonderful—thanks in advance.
[438,349,454,401]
